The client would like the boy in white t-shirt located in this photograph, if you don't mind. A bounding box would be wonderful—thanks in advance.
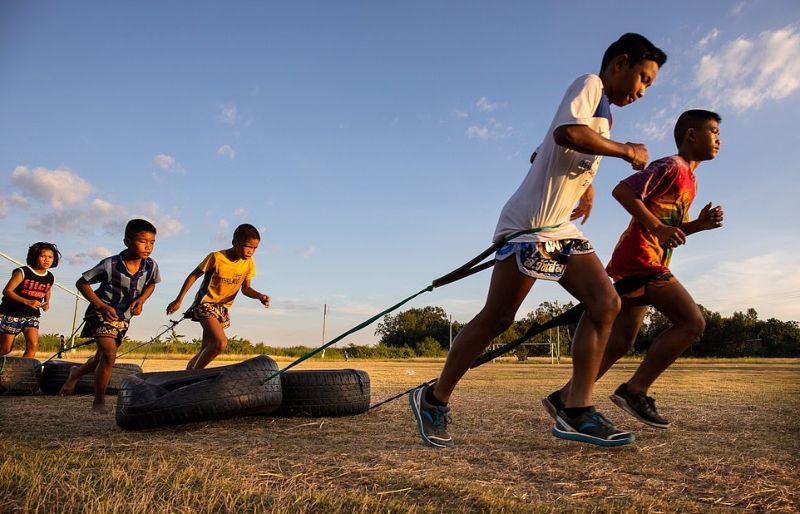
[410,33,667,448]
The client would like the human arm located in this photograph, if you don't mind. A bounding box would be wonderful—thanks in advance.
[570,184,594,225]
[2,270,43,310]
[166,268,204,314]
[76,277,118,321]
[612,182,686,247]
[130,282,156,316]
[553,125,648,170]
[680,202,724,236]
[241,278,270,308]
[42,285,51,312]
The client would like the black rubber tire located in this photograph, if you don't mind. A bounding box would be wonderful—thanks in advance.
[277,369,370,417]
[39,360,142,395]
[0,356,41,395]
[115,355,283,430]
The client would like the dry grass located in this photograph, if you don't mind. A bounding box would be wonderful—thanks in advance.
[1,357,798,513]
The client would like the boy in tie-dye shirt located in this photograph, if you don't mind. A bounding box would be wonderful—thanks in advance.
[546,109,723,431]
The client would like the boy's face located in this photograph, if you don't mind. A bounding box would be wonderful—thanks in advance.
[689,119,721,160]
[37,249,55,270]
[607,57,659,107]
[232,238,260,260]
[124,231,156,259]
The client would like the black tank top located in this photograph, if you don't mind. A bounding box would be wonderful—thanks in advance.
[0,266,54,318]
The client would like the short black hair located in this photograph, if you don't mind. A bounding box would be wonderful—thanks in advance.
[601,33,667,73]
[26,242,60,268]
[124,218,157,240]
[674,109,721,147]
[233,223,261,243]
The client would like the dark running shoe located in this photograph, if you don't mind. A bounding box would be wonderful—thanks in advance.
[610,383,671,429]
[552,408,634,447]
[409,384,454,448]
[541,390,565,420]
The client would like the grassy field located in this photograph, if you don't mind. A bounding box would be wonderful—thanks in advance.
[1,355,798,513]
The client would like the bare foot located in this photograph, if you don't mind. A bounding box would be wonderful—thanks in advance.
[91,401,109,414]
[59,366,80,396]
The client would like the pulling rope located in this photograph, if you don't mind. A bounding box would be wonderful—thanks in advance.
[259,226,559,385]
[116,316,187,361]
[367,275,649,410]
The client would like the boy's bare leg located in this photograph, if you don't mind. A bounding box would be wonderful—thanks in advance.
[60,353,99,396]
[189,317,227,370]
[0,333,14,355]
[557,301,647,401]
[92,336,118,412]
[433,257,535,403]
[21,327,39,358]
[626,280,704,393]
[558,253,621,408]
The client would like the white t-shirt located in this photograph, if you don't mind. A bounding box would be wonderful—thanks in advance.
[493,74,612,243]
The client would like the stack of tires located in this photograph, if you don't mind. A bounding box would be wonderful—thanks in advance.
[115,355,371,430]
[39,360,142,395]
[0,356,41,395]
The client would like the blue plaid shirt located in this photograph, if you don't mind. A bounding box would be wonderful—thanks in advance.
[81,252,161,321]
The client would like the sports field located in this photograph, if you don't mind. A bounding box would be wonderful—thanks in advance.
[1,356,798,513]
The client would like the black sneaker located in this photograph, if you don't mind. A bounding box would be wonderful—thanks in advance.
[541,390,565,420]
[610,383,671,429]
[552,407,634,447]
[409,384,454,448]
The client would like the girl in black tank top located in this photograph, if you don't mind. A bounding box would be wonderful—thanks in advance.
[0,242,60,358]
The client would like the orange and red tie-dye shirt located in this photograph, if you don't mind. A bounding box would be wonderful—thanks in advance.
[606,155,696,279]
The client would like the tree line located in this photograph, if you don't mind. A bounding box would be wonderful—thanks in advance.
[15,303,799,359]
[374,304,800,358]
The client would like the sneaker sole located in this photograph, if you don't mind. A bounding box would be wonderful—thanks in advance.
[408,388,450,449]
[541,397,558,420]
[609,394,671,429]
[551,425,635,447]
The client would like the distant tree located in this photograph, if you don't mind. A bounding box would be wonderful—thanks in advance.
[376,306,460,350]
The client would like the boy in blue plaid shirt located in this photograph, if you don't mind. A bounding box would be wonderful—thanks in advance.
[60,219,160,412]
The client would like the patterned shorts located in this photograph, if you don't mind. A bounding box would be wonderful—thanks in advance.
[496,239,595,281]
[0,314,39,335]
[81,314,130,345]
[615,272,677,300]
[188,303,231,329]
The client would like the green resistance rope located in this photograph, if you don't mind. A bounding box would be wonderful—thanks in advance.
[259,225,560,385]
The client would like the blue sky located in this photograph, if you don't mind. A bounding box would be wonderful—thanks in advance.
[1,1,798,346]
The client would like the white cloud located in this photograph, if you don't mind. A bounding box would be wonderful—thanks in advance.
[11,166,92,208]
[476,96,497,112]
[152,154,183,173]
[680,251,800,321]
[217,144,236,160]
[0,196,6,218]
[67,247,113,265]
[234,208,246,217]
[697,28,719,48]
[25,199,183,239]
[91,198,115,215]
[453,109,468,119]
[731,0,748,16]
[634,108,676,141]
[695,26,800,111]
[466,118,513,140]
[10,193,29,208]
[301,246,316,258]
[466,125,489,140]
[220,103,238,125]
[215,218,230,244]
[134,202,184,238]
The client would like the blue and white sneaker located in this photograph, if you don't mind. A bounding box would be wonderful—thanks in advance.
[409,384,454,448]
[552,407,634,447]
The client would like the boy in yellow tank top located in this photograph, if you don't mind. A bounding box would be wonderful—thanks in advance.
[167,224,270,369]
